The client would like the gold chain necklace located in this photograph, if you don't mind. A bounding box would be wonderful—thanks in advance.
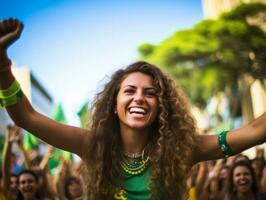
[123,151,142,159]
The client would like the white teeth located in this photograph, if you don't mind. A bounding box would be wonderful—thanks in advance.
[239,180,247,185]
[129,107,147,114]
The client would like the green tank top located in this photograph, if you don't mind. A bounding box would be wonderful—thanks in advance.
[114,166,152,200]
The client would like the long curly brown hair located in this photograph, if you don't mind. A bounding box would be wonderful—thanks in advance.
[82,61,198,199]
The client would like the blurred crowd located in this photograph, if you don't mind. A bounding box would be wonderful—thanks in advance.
[0,125,84,200]
[0,125,266,200]
[188,146,266,199]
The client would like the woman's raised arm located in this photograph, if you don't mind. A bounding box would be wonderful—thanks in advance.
[193,113,266,163]
[0,18,89,157]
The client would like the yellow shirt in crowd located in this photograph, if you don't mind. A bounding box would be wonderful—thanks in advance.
[188,187,197,200]
[0,192,6,200]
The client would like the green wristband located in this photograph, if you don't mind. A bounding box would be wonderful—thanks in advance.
[218,130,235,157]
[0,89,23,108]
[0,80,23,108]
[0,80,21,98]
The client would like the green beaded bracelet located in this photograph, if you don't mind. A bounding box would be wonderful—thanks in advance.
[218,130,235,157]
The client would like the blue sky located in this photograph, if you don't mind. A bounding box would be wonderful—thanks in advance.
[1,0,204,125]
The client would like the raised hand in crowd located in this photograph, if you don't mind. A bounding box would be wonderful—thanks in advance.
[209,159,229,200]
[261,165,266,193]
[2,125,20,200]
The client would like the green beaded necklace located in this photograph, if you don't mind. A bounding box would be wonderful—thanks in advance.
[120,148,151,176]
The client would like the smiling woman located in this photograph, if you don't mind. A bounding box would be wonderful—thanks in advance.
[17,170,39,200]
[0,18,266,200]
[64,176,84,200]
[83,61,198,199]
[226,161,266,200]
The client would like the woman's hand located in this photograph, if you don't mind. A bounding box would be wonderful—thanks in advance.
[0,18,23,66]
[6,125,21,143]
[0,18,23,51]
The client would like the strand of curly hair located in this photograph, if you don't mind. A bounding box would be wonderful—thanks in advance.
[150,72,198,199]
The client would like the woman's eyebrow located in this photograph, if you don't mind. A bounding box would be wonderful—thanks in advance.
[145,87,156,90]
[122,85,136,89]
[122,85,156,91]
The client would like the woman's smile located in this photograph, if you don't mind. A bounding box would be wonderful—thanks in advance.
[128,106,148,119]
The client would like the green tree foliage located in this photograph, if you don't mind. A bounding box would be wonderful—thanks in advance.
[139,3,266,108]
[138,43,155,56]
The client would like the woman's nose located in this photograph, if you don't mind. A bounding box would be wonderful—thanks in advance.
[239,174,245,179]
[134,91,144,103]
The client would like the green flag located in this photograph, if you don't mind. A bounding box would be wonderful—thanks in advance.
[23,132,39,151]
[22,103,67,152]
[48,148,73,174]
[51,103,66,123]
[48,103,73,173]
[0,135,5,166]
[77,101,90,128]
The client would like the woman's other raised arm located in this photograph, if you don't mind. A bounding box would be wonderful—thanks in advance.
[193,113,266,164]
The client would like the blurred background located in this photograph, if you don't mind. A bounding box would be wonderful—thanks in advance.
[0,0,266,161]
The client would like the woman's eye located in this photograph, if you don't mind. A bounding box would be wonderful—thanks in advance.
[124,89,134,94]
[145,91,156,97]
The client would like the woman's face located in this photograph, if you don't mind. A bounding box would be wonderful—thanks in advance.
[116,72,158,131]
[67,180,83,198]
[10,175,18,191]
[233,166,253,193]
[18,173,37,199]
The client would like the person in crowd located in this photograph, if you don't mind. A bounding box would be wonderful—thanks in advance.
[251,148,266,191]
[187,161,208,200]
[33,146,57,200]
[261,165,266,194]
[208,159,229,200]
[16,169,44,200]
[0,172,7,200]
[1,125,54,200]
[64,176,84,200]
[1,18,266,200]
[2,125,20,200]
[235,154,250,163]
[225,160,266,200]
[194,160,228,200]
[53,159,85,200]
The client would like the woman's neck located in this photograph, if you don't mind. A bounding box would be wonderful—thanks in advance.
[120,128,149,154]
[237,191,256,200]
